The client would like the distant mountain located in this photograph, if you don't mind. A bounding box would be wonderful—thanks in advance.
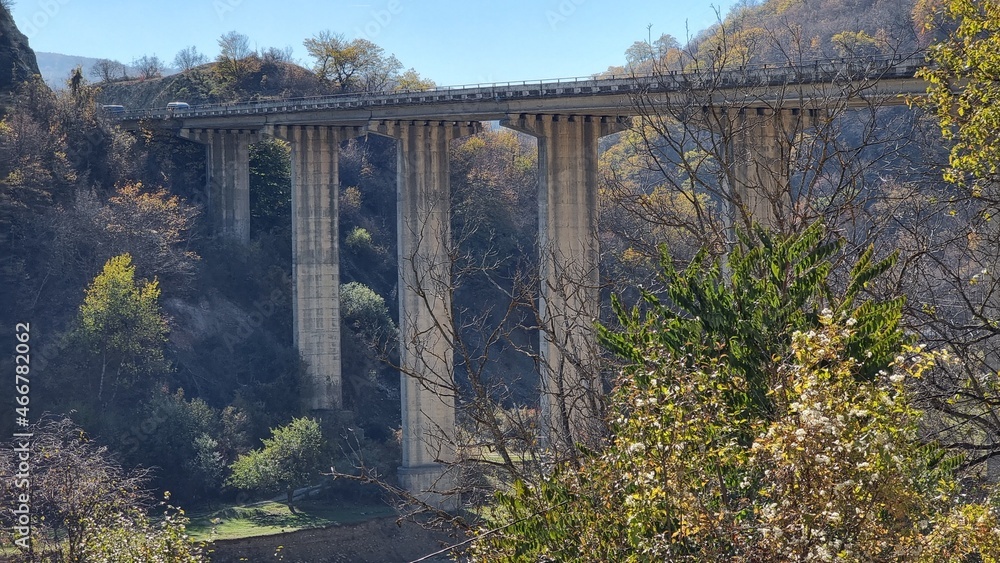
[35,52,178,90]
[35,52,102,89]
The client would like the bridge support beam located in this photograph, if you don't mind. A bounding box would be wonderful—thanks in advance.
[271,125,360,411]
[371,120,481,509]
[714,106,822,231]
[503,114,627,455]
[179,128,255,242]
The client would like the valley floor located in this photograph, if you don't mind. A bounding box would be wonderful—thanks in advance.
[205,515,461,563]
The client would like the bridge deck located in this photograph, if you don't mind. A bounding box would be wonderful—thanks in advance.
[113,53,930,129]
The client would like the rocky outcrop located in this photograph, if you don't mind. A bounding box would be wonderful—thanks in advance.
[0,5,41,96]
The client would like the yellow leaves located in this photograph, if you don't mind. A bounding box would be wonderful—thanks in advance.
[456,136,486,155]
[922,0,1000,184]
[916,503,1000,561]
[773,0,804,15]
[892,343,945,381]
[4,169,25,186]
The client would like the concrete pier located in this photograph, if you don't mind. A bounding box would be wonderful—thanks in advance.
[272,125,362,411]
[372,120,480,507]
[715,107,823,230]
[179,128,255,242]
[503,114,626,455]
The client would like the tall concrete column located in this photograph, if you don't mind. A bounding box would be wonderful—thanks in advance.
[502,114,627,455]
[271,125,358,411]
[179,128,254,242]
[371,119,480,507]
[716,107,821,230]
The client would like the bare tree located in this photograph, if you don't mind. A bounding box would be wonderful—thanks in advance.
[328,129,613,528]
[598,3,1000,489]
[89,58,126,82]
[216,30,255,84]
[131,54,164,80]
[0,417,150,561]
[334,7,954,536]
[173,45,207,71]
[218,30,252,60]
[261,45,295,65]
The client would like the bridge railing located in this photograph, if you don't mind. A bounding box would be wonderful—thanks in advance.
[110,51,928,122]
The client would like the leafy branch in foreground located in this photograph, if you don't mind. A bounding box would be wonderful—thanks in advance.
[475,320,999,561]
[472,224,998,561]
[599,221,904,421]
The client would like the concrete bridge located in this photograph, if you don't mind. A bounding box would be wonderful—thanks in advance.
[115,53,929,505]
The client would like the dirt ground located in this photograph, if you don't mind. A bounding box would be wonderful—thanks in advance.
[204,516,465,563]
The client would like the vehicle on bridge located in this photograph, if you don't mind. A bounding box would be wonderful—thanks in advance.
[101,104,125,114]
[166,101,191,111]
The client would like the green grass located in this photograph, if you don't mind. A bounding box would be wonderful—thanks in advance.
[186,499,396,541]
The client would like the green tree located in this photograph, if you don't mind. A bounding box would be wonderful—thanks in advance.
[72,253,169,405]
[475,323,1000,561]
[249,137,291,236]
[117,390,225,502]
[341,281,395,340]
[228,417,327,512]
[600,221,904,421]
[81,502,205,563]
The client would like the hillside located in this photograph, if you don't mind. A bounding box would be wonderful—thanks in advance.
[704,0,926,58]
[0,5,38,100]
[602,0,930,77]
[95,59,331,110]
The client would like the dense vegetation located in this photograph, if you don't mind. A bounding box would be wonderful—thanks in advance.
[4,0,1000,559]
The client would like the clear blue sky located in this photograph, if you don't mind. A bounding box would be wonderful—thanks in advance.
[12,0,739,85]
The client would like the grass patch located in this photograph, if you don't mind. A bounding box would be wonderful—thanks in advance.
[186,499,395,541]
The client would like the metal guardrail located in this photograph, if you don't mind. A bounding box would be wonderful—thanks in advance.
[110,52,928,122]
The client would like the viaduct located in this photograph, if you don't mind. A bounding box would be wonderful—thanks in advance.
[117,54,929,505]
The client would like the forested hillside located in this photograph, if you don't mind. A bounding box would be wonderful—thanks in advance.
[605,0,937,77]
[4,0,1000,560]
